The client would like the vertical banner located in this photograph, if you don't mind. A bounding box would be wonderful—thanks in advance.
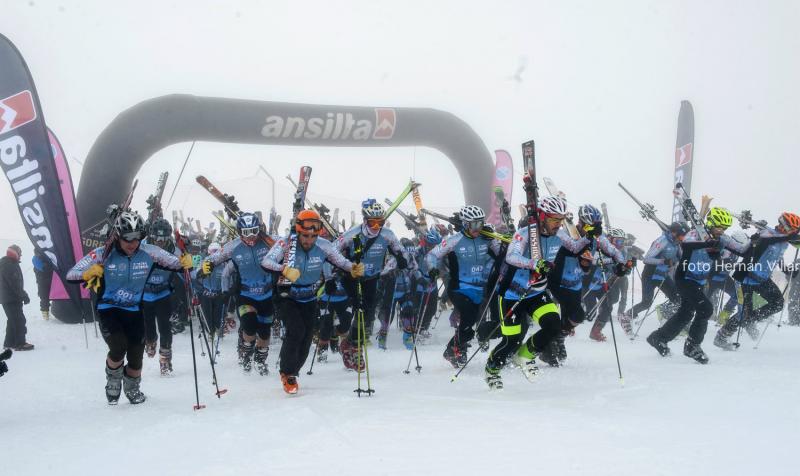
[486,149,514,227]
[0,34,84,320]
[671,100,695,223]
[47,128,89,301]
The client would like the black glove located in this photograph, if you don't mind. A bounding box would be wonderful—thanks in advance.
[325,279,337,295]
[614,263,629,277]
[22,292,30,305]
[587,223,603,238]
[429,268,440,281]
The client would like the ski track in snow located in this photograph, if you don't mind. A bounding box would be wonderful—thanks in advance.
[2,305,799,476]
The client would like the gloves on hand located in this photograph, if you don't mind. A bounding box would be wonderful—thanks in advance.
[614,262,629,277]
[82,264,104,292]
[533,259,552,276]
[200,260,213,276]
[179,253,194,270]
[22,292,30,305]
[585,223,603,238]
[350,262,365,279]
[282,266,301,283]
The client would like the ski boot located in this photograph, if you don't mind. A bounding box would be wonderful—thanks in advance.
[316,341,329,363]
[619,310,634,336]
[170,314,186,335]
[477,339,490,352]
[145,341,157,358]
[376,331,388,350]
[224,314,237,335]
[683,337,709,364]
[122,370,147,404]
[238,341,255,372]
[42,310,50,321]
[272,320,282,340]
[418,329,432,344]
[538,341,560,367]
[484,363,503,390]
[554,334,568,362]
[105,364,124,405]
[589,322,607,342]
[159,348,173,376]
[717,309,733,326]
[330,335,340,354]
[402,331,414,350]
[646,331,671,357]
[511,345,539,382]
[254,346,270,376]
[280,372,298,395]
[714,319,739,351]
[340,338,364,372]
[443,343,462,369]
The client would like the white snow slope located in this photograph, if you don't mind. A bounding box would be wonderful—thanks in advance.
[2,296,799,476]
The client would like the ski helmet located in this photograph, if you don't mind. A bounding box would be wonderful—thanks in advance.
[296,209,322,235]
[539,196,568,217]
[706,207,733,229]
[361,199,385,219]
[608,227,626,239]
[779,212,800,232]
[116,211,145,241]
[459,205,485,222]
[669,222,689,237]
[578,204,602,225]
[148,218,172,241]
[236,212,262,239]
[424,227,442,247]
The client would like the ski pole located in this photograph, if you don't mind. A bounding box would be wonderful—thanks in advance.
[194,302,227,397]
[404,288,433,374]
[596,253,623,384]
[631,286,662,341]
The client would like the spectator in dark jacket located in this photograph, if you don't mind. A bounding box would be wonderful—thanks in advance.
[32,249,53,320]
[1,245,33,351]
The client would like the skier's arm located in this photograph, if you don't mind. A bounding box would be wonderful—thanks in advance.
[206,241,235,266]
[597,235,626,264]
[261,236,288,272]
[505,227,535,270]
[318,238,354,273]
[66,248,104,282]
[721,234,750,255]
[643,236,668,266]
[382,255,397,275]
[141,243,183,271]
[557,228,591,253]
[425,234,460,270]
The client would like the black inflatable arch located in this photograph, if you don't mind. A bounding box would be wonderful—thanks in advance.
[77,94,495,230]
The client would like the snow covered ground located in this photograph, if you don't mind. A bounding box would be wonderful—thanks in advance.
[2,299,799,476]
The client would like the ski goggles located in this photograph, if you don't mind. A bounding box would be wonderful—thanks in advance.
[296,219,322,234]
[239,226,260,238]
[464,220,485,232]
[120,231,143,242]
[366,217,386,229]
[543,214,565,225]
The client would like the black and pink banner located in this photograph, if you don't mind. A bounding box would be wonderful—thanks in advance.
[486,149,514,228]
[0,34,84,319]
[671,100,695,223]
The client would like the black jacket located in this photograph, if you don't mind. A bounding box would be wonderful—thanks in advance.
[0,255,27,304]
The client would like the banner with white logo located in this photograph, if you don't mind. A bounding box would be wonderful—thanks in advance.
[0,33,83,316]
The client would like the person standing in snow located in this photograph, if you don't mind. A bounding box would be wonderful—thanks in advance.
[2,245,33,351]
[68,211,193,405]
[32,249,53,321]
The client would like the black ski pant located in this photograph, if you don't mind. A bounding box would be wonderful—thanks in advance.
[550,286,585,328]
[616,275,629,315]
[98,307,145,371]
[376,274,397,328]
[34,268,53,312]
[743,279,784,324]
[487,292,560,367]
[631,274,679,317]
[278,298,318,376]
[200,292,226,335]
[143,296,173,349]
[2,302,27,349]
[446,290,482,350]
[343,277,379,343]
[319,299,352,342]
[654,278,712,344]
[237,295,274,340]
